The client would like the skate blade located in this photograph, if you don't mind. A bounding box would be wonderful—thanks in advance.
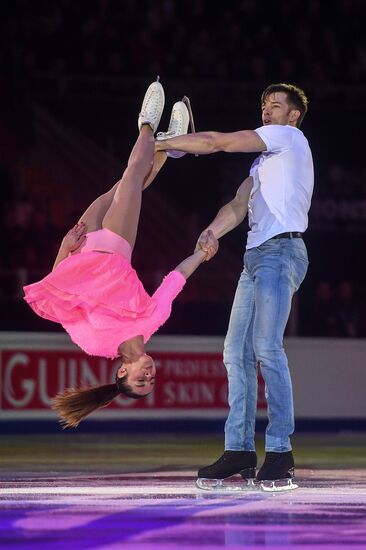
[260,479,298,492]
[182,95,199,158]
[196,477,256,492]
[181,96,196,133]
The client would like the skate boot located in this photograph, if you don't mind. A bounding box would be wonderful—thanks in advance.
[156,95,195,158]
[138,76,165,134]
[196,450,257,491]
[256,451,298,492]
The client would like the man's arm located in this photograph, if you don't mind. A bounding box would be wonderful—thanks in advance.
[156,130,266,155]
[196,177,253,253]
[173,174,252,278]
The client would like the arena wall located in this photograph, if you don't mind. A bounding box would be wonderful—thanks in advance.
[0,333,364,428]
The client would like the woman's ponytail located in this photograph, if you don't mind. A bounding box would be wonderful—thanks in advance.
[52,383,119,428]
[52,371,147,428]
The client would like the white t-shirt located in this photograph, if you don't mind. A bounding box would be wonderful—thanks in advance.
[246,124,314,249]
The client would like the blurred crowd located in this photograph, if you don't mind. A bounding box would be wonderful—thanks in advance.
[301,280,366,337]
[1,0,365,84]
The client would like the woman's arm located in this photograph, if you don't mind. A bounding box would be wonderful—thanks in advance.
[52,222,87,271]
[175,230,218,279]
[174,249,207,279]
[52,245,70,271]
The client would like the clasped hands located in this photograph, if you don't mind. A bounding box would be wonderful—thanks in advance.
[195,229,219,261]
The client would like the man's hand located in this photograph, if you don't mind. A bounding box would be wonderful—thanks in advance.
[195,229,219,261]
[62,222,87,253]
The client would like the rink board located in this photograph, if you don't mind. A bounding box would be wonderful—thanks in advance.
[0,332,365,422]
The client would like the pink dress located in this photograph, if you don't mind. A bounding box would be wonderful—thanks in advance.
[23,228,186,358]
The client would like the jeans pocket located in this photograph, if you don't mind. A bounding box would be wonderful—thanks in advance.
[291,254,309,291]
[256,240,281,256]
[291,240,309,263]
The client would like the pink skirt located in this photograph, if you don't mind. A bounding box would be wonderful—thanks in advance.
[77,228,132,260]
[23,230,155,325]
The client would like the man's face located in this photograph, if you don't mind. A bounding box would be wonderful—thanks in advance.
[117,354,156,397]
[261,92,299,126]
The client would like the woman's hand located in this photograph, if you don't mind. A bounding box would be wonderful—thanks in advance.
[62,222,87,253]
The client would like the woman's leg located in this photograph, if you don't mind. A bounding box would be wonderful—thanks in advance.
[77,181,120,232]
[77,80,168,234]
[143,151,167,189]
[102,125,155,249]
[77,149,167,233]
[76,88,193,233]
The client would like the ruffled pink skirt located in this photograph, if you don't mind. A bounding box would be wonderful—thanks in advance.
[23,229,155,326]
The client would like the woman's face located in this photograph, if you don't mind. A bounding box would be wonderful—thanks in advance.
[117,354,156,396]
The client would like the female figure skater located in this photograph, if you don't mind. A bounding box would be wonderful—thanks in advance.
[23,79,218,427]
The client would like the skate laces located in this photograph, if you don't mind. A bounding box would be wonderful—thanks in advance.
[209,453,230,467]
[215,451,244,465]
[140,90,163,117]
[156,130,176,138]
[217,454,228,464]
[139,102,161,118]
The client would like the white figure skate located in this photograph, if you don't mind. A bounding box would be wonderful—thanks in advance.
[138,76,165,134]
[156,95,196,158]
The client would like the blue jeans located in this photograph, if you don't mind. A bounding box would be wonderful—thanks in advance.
[223,237,309,452]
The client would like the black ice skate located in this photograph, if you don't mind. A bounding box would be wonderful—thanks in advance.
[256,451,298,492]
[196,450,257,491]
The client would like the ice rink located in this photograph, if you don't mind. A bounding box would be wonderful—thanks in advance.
[1,432,366,549]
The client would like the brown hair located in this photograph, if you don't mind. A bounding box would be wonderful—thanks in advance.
[261,83,308,127]
[52,374,145,429]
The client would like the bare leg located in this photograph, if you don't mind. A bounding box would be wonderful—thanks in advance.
[77,182,119,232]
[143,151,167,189]
[102,125,155,249]
[77,150,167,232]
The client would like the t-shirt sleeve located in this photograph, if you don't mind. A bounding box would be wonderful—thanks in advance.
[254,125,293,153]
[147,270,186,337]
[249,156,261,177]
